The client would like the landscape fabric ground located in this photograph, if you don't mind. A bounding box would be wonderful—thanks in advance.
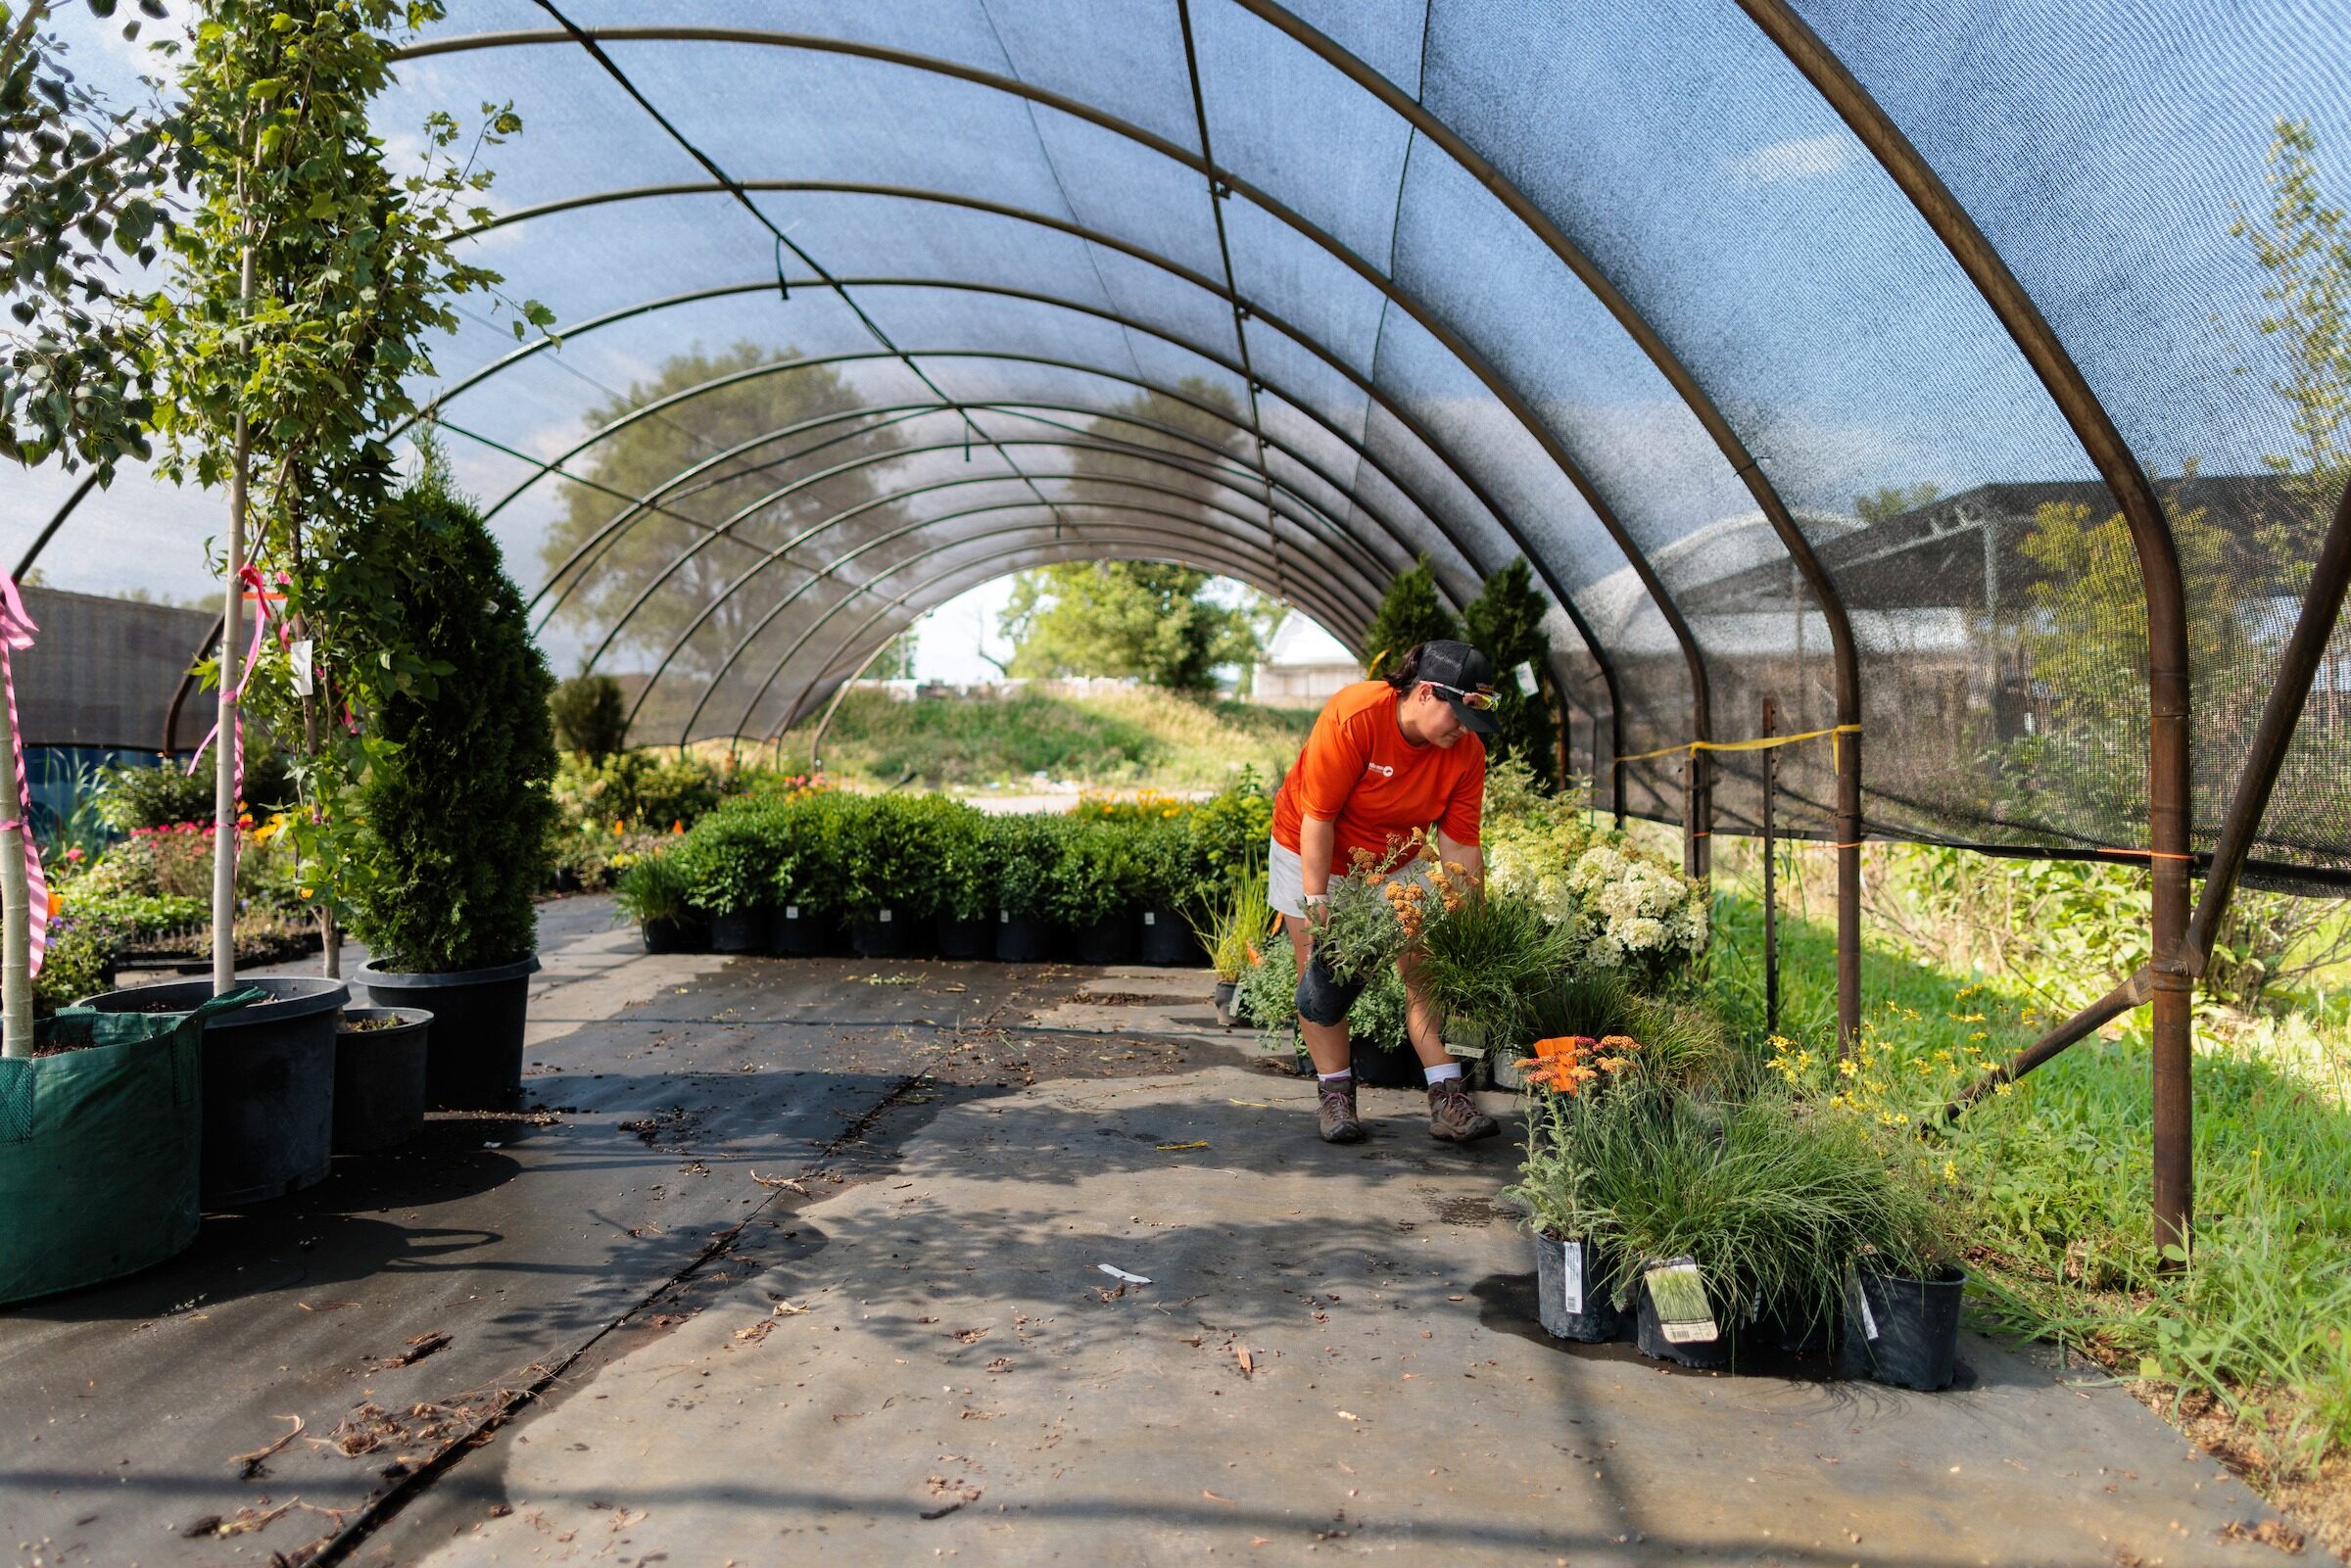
[0,897,2305,1566]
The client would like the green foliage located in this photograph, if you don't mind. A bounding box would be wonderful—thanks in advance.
[611,851,692,926]
[93,748,293,831]
[1461,558,1558,790]
[806,686,1311,790]
[553,749,742,835]
[984,812,1057,921]
[29,908,113,1016]
[672,803,777,918]
[539,345,901,668]
[1000,561,1262,692]
[1190,861,1271,981]
[1236,934,1409,1055]
[2231,118,2351,525]
[0,0,191,476]
[1040,816,1142,926]
[344,473,557,971]
[1412,884,1574,1052]
[552,675,630,762]
[1362,554,1460,678]
[1852,482,1941,525]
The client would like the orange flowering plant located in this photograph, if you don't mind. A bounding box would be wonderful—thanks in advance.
[1520,1032,1642,1096]
[1308,833,1428,982]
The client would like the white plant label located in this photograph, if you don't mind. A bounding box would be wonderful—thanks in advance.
[1513,660,1538,695]
[879,908,892,923]
[1000,909,1011,924]
[1847,1269,1880,1341]
[785,905,799,921]
[290,639,314,696]
[1560,1238,1584,1316]
[1645,1259,1718,1344]
[1142,911,1156,926]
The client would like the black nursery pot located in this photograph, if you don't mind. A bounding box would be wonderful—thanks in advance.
[355,954,539,1112]
[994,911,1056,963]
[767,902,829,957]
[80,975,347,1207]
[1532,1232,1631,1343]
[1072,912,1133,965]
[640,916,707,954]
[1352,1043,1424,1088]
[936,912,993,960]
[1836,1264,1966,1391]
[1293,947,1367,1027]
[332,1007,431,1155]
[1212,978,1240,1029]
[1135,908,1194,966]
[851,907,908,959]
[1635,1278,1733,1369]
[709,905,769,954]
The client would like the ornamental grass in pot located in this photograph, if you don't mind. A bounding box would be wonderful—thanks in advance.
[613,849,702,953]
[1189,864,1270,1027]
[348,476,557,1112]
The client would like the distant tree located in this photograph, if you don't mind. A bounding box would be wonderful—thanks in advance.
[541,343,908,674]
[1068,377,1246,528]
[1363,555,1461,677]
[1853,482,1941,524]
[997,561,1259,691]
[869,625,919,681]
[551,674,629,762]
[1462,559,1559,789]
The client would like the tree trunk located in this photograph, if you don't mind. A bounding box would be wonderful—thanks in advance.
[213,243,257,997]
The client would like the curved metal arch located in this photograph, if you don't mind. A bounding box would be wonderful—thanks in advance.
[676,496,1370,746]
[1731,0,2196,1249]
[622,463,1384,740]
[560,418,1376,670]
[754,524,1313,743]
[401,28,1707,801]
[440,285,1625,758]
[526,388,1400,638]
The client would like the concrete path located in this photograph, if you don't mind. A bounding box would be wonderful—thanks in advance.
[0,908,2299,1567]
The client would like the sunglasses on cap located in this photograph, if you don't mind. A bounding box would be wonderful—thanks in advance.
[1426,680,1500,712]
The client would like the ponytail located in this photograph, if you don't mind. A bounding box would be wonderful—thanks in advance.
[1383,642,1427,693]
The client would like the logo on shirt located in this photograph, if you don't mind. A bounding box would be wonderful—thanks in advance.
[1366,763,1395,778]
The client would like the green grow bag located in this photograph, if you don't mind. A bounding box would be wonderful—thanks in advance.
[0,988,261,1307]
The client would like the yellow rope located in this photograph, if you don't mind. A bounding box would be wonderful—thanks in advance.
[1613,722,1863,773]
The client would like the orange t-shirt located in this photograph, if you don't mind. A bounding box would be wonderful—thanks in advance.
[1271,681,1486,874]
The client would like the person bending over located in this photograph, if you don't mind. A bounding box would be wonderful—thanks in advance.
[1268,639,1503,1145]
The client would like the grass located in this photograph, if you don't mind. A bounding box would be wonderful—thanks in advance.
[1705,851,2351,1494]
[788,686,1317,790]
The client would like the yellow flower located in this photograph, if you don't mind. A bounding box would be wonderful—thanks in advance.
[1943,1161,1959,1184]
[1837,1060,1857,1078]
[298,885,314,900]
[1992,1080,2014,1097]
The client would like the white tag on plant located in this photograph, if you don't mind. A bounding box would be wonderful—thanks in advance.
[1000,909,1010,924]
[1142,911,1156,926]
[1513,660,1538,695]
[290,638,314,696]
[1644,1258,1717,1344]
[785,905,799,921]
[1560,1238,1584,1316]
[879,908,891,923]
[1847,1265,1880,1341]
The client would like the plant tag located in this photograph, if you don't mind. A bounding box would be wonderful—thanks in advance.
[785,905,799,921]
[1513,660,1538,695]
[1444,1039,1486,1060]
[879,908,892,923]
[1846,1266,1880,1341]
[1000,909,1010,924]
[1142,911,1156,926]
[1643,1259,1717,1344]
[290,639,314,696]
[1560,1238,1584,1316]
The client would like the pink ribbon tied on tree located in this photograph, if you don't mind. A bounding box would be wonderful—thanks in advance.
[0,576,49,977]
[185,564,290,817]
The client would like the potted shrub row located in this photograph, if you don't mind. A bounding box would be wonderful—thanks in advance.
[625,786,1267,967]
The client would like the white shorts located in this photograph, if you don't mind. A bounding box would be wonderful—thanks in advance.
[1269,836,1310,919]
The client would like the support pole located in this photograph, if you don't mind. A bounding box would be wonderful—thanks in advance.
[1836,716,1863,1057]
[1762,696,1779,1038]
[214,244,256,998]
[0,672,31,1057]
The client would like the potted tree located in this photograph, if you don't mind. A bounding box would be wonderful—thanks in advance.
[614,848,703,953]
[347,467,558,1110]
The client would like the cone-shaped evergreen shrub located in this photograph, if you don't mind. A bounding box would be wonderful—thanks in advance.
[348,471,557,971]
[1363,554,1461,678]
[1463,558,1559,790]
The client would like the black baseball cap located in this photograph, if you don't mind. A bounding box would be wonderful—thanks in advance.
[1415,640,1502,736]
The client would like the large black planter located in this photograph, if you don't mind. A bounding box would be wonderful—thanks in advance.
[332,1007,431,1155]
[355,954,538,1112]
[640,916,706,954]
[1135,908,1194,966]
[80,975,347,1207]
[1532,1232,1631,1343]
[1352,1043,1423,1089]
[936,912,993,960]
[1837,1263,1966,1390]
[851,908,908,959]
[768,902,830,957]
[994,911,1056,962]
[709,905,768,954]
[1072,912,1133,965]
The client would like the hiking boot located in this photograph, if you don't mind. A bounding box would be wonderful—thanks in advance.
[1317,1076,1367,1144]
[1427,1078,1499,1143]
